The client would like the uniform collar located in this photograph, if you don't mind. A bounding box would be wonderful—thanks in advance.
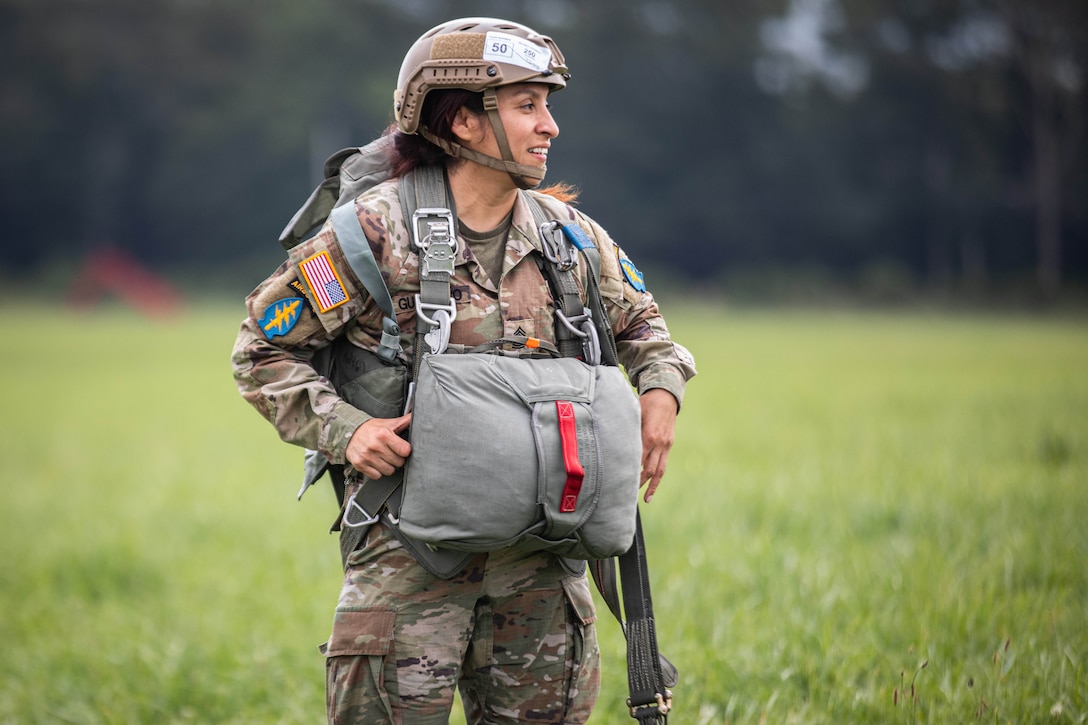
[453,191,543,289]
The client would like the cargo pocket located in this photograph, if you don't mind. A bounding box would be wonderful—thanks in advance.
[325,608,395,656]
[323,608,397,722]
[561,576,600,720]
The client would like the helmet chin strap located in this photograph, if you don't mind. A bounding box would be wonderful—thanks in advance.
[420,89,546,190]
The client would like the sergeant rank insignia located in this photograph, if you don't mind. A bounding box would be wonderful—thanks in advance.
[259,297,304,339]
[620,258,647,292]
[300,250,350,313]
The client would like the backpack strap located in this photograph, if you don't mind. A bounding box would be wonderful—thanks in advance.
[328,203,401,363]
[293,200,402,501]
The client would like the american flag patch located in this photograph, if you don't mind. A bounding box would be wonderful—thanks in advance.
[299,250,349,313]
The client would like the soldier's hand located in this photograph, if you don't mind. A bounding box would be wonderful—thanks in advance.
[346,414,413,480]
[639,388,678,503]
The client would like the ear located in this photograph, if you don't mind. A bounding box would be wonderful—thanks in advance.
[451,106,487,145]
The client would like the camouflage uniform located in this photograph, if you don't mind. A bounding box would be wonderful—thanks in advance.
[231,175,696,724]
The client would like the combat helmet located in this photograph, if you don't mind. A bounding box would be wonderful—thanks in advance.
[394,17,570,189]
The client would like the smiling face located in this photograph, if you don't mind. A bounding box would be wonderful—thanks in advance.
[456,83,560,183]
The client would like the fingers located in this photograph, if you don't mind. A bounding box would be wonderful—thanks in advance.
[346,414,413,479]
[640,445,670,503]
[638,389,678,503]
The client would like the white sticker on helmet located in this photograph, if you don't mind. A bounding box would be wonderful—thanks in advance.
[482,31,552,73]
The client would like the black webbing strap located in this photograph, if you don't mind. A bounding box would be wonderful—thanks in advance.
[337,471,400,569]
[571,232,620,367]
[525,213,584,358]
[592,511,677,723]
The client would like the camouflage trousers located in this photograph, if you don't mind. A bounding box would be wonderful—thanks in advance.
[322,522,601,724]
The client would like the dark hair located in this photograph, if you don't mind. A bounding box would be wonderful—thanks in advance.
[390,89,484,178]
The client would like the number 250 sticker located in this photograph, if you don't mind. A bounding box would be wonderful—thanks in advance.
[483,31,551,73]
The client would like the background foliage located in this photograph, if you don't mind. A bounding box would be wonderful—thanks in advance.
[2,0,1086,300]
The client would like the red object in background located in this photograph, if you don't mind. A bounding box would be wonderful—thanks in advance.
[66,248,184,318]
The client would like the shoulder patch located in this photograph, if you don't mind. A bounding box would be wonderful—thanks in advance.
[287,276,308,298]
[620,258,647,292]
[259,297,305,339]
[288,278,314,311]
[299,250,350,313]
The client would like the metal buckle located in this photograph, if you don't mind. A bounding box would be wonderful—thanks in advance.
[627,690,673,718]
[342,490,380,529]
[412,207,457,277]
[580,315,601,366]
[540,220,576,271]
[554,307,601,365]
[415,295,457,354]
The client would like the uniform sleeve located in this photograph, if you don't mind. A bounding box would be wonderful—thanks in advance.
[230,221,374,464]
[575,212,697,408]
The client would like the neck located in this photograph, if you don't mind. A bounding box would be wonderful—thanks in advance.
[447,162,519,232]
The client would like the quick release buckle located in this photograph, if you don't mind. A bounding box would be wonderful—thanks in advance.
[415,295,457,354]
[412,207,457,277]
[539,220,577,272]
[410,206,457,354]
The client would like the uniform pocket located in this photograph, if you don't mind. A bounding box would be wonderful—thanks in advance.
[323,608,398,722]
[561,575,597,626]
[561,575,600,720]
[324,608,396,657]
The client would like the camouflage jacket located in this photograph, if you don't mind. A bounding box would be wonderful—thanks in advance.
[231,176,697,465]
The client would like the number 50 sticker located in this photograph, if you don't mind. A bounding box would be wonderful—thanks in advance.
[482,31,552,73]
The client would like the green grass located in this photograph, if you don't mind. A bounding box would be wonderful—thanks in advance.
[1,302,1085,724]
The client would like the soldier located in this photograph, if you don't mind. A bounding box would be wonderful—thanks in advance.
[231,16,696,725]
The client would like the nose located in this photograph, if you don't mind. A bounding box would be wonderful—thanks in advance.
[540,105,559,139]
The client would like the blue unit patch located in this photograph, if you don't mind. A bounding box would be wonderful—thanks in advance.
[620,258,647,292]
[259,297,304,339]
[561,223,595,250]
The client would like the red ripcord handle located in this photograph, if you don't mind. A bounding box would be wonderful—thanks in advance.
[555,400,585,512]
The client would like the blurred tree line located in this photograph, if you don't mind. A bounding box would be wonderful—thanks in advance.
[1,0,1085,301]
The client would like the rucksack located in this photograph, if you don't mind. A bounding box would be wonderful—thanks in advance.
[280,136,677,722]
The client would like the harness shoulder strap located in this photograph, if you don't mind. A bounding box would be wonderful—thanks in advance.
[559,221,619,366]
[523,194,619,367]
[400,165,458,379]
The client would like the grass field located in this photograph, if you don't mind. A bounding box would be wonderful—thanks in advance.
[1,302,1085,724]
